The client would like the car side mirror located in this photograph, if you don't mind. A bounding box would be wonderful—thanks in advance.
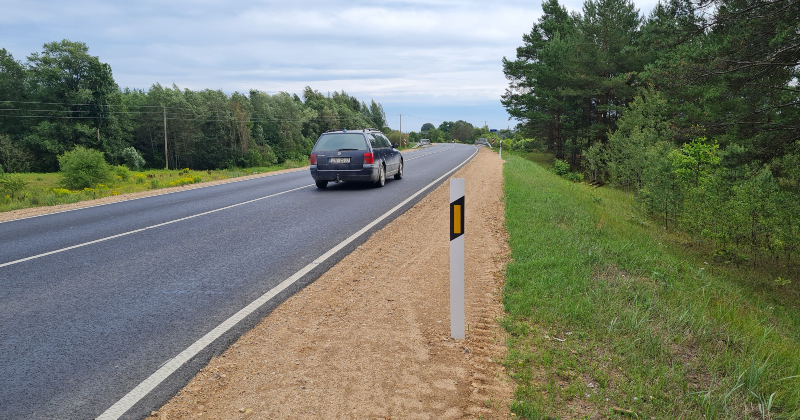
[392,143,399,148]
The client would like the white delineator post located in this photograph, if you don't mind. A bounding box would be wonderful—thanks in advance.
[450,178,465,339]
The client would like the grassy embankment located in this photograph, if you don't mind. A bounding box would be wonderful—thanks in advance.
[0,161,306,213]
[501,152,800,419]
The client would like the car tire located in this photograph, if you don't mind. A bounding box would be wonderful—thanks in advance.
[394,159,403,180]
[315,180,328,189]
[375,165,385,187]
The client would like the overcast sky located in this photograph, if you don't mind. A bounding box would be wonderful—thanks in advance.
[0,0,658,132]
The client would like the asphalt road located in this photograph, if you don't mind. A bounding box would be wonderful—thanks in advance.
[0,143,478,420]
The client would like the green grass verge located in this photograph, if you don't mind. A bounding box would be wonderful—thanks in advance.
[0,161,304,213]
[502,153,800,419]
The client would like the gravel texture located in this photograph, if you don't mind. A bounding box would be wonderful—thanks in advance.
[153,148,512,419]
[2,149,512,419]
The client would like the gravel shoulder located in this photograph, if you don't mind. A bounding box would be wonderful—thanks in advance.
[153,148,513,419]
[0,167,308,223]
[2,148,513,418]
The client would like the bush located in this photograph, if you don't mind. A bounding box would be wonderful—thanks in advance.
[565,172,584,183]
[0,163,4,174]
[114,165,130,181]
[0,173,28,198]
[58,146,111,190]
[553,159,570,176]
[121,146,146,170]
[243,146,277,167]
[514,137,545,152]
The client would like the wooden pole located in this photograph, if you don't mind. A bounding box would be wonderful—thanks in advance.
[163,105,168,169]
[399,114,402,146]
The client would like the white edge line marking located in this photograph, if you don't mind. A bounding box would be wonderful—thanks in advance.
[1,144,459,268]
[1,143,449,226]
[96,145,477,420]
[0,184,312,269]
[0,167,309,225]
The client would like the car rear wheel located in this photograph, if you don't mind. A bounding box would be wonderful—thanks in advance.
[315,180,328,189]
[394,159,403,180]
[375,165,385,187]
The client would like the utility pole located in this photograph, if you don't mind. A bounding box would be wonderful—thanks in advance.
[163,105,168,170]
[483,121,488,128]
[398,114,402,146]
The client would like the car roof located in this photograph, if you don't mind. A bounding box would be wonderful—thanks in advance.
[322,128,383,134]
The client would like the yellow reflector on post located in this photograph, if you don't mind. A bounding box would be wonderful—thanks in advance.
[453,205,462,234]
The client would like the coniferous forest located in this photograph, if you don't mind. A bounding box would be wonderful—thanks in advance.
[503,0,799,268]
[0,40,389,173]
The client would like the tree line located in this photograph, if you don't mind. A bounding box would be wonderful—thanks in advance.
[408,121,514,144]
[503,0,799,267]
[0,40,389,173]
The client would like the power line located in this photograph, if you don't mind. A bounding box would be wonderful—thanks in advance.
[0,100,463,130]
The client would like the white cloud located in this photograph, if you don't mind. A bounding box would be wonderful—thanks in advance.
[1,0,659,129]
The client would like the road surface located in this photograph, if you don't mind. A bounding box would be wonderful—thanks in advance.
[0,143,477,420]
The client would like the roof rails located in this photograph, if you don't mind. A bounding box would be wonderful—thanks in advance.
[323,128,382,133]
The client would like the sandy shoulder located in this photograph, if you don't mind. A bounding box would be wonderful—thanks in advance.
[0,167,309,223]
[153,148,513,419]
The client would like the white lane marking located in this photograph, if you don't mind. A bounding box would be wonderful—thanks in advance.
[0,184,313,269]
[0,167,309,225]
[405,144,455,161]
[96,147,478,420]
[3,144,456,227]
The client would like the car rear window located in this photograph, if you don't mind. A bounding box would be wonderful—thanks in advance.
[314,133,368,151]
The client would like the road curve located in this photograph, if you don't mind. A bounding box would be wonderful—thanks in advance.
[0,143,477,420]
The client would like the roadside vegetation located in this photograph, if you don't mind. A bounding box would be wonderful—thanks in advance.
[0,160,304,213]
[502,0,799,269]
[502,152,799,419]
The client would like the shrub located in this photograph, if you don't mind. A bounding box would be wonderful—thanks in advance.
[514,138,545,152]
[565,172,584,183]
[114,165,130,181]
[58,146,111,190]
[121,146,146,170]
[243,148,278,167]
[134,173,146,184]
[553,159,570,176]
[0,173,28,198]
[0,163,4,174]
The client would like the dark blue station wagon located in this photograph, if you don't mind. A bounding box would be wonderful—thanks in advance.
[309,129,403,188]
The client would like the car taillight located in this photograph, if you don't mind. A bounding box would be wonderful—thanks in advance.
[310,153,317,165]
[363,152,374,164]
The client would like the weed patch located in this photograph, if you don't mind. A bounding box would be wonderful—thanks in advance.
[0,162,296,214]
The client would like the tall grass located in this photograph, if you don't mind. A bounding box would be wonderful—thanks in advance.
[502,153,800,419]
[0,163,297,213]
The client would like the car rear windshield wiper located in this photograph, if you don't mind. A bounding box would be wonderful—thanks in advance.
[338,148,359,151]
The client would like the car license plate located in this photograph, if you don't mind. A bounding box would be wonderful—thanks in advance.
[330,157,350,163]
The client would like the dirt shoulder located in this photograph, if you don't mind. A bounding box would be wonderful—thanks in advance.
[154,148,513,419]
[0,167,308,223]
